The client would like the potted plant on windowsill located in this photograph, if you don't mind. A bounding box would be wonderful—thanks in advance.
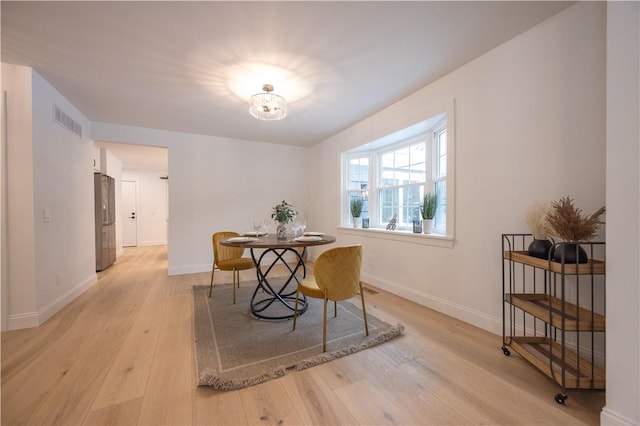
[350,197,363,228]
[421,191,439,234]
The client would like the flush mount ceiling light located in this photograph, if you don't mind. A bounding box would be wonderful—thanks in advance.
[249,84,287,120]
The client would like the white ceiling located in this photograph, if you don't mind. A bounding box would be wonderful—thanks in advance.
[2,1,573,153]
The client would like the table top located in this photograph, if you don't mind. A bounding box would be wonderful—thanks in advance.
[220,233,336,249]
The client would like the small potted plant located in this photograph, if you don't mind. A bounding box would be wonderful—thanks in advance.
[271,200,297,239]
[421,191,439,234]
[350,197,363,228]
[546,196,605,263]
[525,201,554,259]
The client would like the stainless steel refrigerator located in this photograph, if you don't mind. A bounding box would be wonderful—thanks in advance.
[95,173,116,271]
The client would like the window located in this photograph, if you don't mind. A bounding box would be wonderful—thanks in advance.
[342,112,452,239]
[379,139,426,229]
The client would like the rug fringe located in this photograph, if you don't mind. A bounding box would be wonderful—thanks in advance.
[199,366,288,391]
[294,323,405,371]
[198,323,404,390]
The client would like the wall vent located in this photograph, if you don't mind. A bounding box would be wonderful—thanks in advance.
[53,104,82,138]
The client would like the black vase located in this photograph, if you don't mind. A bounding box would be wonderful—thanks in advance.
[553,242,588,264]
[527,238,554,260]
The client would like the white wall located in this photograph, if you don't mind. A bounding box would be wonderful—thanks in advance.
[121,169,168,247]
[309,1,606,334]
[1,63,37,329]
[91,123,310,275]
[602,2,640,425]
[2,65,97,330]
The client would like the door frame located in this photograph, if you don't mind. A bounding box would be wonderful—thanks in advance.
[122,179,138,247]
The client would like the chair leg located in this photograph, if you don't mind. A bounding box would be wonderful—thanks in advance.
[209,267,216,298]
[232,269,238,305]
[333,300,337,318]
[359,282,369,336]
[292,288,301,331]
[323,292,328,352]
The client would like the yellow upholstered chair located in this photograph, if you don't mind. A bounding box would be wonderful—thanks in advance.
[209,231,255,304]
[292,245,368,352]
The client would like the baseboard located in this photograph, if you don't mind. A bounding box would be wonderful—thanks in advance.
[600,407,638,425]
[168,264,210,276]
[139,241,167,246]
[7,273,97,331]
[360,272,503,336]
[7,311,40,330]
[38,273,98,325]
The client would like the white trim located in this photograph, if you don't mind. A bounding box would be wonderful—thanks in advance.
[360,271,500,334]
[600,408,638,426]
[38,273,97,324]
[7,311,39,330]
[168,263,211,276]
[7,272,97,330]
[338,226,455,249]
[138,240,168,246]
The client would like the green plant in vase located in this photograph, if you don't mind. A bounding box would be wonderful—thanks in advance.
[420,191,439,234]
[350,197,363,228]
[271,200,297,239]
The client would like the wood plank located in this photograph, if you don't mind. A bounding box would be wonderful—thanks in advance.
[506,293,606,331]
[90,273,170,411]
[333,378,415,425]
[509,337,605,390]
[238,379,304,425]
[279,368,358,425]
[137,277,194,425]
[504,251,605,274]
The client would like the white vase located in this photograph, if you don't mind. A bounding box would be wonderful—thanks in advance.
[352,217,360,228]
[423,219,434,234]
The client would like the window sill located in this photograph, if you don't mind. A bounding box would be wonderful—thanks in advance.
[337,226,455,248]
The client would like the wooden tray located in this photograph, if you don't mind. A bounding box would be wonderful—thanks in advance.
[504,251,605,275]
[505,293,605,331]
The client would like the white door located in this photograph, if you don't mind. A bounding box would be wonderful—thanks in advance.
[122,180,137,247]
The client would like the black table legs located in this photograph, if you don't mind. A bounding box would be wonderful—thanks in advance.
[249,247,308,320]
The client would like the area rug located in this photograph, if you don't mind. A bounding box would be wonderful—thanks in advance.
[193,283,404,390]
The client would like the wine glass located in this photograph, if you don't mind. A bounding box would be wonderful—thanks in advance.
[260,220,269,236]
[253,220,262,236]
[291,220,300,237]
[299,218,307,235]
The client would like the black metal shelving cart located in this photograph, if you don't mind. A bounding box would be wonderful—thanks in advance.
[501,234,606,405]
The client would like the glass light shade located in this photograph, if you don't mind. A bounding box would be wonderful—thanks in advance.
[249,90,287,120]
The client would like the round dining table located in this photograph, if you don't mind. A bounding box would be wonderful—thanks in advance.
[220,233,336,320]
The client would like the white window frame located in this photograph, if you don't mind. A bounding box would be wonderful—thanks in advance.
[339,102,456,248]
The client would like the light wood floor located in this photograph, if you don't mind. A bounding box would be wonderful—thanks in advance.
[2,245,604,425]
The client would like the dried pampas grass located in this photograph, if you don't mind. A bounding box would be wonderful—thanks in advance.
[547,196,605,242]
[526,202,552,240]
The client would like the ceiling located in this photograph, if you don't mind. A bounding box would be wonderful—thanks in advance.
[2,1,573,152]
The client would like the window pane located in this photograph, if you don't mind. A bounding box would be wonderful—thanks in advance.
[402,186,422,225]
[434,180,446,230]
[409,142,426,184]
[380,152,395,186]
[395,147,410,168]
[379,188,397,223]
[348,157,368,190]
[437,131,447,178]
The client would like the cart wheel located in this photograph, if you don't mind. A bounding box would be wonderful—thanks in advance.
[502,346,511,356]
[554,393,567,405]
